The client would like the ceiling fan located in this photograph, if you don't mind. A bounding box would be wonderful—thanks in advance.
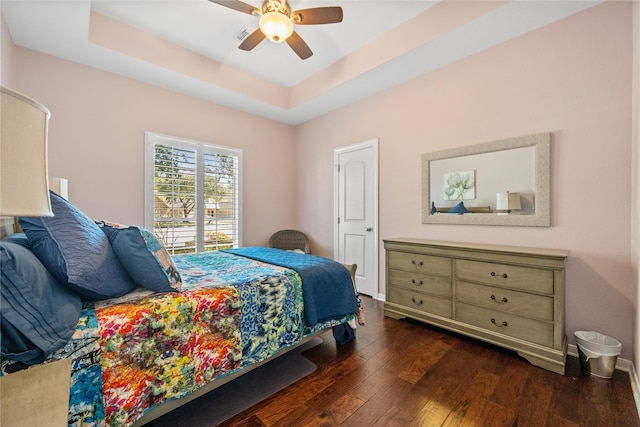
[209,0,343,60]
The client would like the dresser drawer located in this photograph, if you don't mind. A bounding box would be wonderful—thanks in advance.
[388,251,451,277]
[388,269,451,298]
[456,259,553,294]
[387,286,451,318]
[456,302,553,347]
[456,281,553,321]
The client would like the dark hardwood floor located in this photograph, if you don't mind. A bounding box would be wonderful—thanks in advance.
[219,296,639,427]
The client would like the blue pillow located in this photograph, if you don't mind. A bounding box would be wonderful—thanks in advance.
[97,221,182,293]
[18,191,136,300]
[0,240,82,364]
[448,201,470,214]
[2,232,31,249]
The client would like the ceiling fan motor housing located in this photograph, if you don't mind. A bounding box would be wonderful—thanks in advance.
[262,0,291,17]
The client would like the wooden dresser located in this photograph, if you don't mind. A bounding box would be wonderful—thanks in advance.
[384,238,569,374]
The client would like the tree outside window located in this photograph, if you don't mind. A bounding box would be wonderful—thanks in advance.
[145,133,242,254]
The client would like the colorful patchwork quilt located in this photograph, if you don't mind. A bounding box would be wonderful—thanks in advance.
[1,251,354,427]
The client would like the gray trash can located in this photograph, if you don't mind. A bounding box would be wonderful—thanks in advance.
[574,331,622,379]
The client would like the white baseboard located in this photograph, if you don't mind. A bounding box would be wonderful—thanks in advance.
[375,293,385,302]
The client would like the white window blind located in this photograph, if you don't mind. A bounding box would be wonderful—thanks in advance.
[144,132,242,254]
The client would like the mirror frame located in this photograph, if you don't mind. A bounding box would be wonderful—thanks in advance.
[422,132,550,227]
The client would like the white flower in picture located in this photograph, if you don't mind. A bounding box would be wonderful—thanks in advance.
[444,170,475,200]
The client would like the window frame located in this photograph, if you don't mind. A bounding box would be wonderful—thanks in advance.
[144,131,243,253]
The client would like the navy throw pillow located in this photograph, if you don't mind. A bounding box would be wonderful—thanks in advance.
[18,191,136,300]
[97,221,182,293]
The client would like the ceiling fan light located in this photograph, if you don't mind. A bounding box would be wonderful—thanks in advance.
[259,11,293,42]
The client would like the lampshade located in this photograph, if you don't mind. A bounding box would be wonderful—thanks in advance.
[49,177,68,200]
[0,86,53,217]
[259,12,294,42]
[496,191,521,213]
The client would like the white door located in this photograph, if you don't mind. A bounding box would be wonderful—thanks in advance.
[334,139,378,297]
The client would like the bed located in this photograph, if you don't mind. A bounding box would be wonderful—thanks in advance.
[0,192,361,427]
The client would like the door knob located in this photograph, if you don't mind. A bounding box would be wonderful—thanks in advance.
[365,227,373,232]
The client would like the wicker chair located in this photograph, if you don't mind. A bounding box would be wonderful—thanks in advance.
[268,229,311,254]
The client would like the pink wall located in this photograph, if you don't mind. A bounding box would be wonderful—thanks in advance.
[1,14,14,86]
[296,2,635,357]
[13,49,298,248]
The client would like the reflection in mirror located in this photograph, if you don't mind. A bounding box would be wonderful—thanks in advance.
[422,133,550,226]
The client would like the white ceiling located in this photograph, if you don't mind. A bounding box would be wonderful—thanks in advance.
[1,0,603,125]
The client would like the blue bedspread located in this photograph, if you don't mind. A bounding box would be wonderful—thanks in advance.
[225,247,359,326]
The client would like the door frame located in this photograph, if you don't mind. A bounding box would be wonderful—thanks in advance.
[333,138,380,299]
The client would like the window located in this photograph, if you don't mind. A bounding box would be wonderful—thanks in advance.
[144,132,242,254]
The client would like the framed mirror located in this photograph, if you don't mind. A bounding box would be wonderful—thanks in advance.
[422,132,550,226]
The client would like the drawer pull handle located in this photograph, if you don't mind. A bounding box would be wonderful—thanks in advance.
[490,272,509,279]
[491,318,508,327]
[411,297,424,305]
[411,279,424,286]
[412,260,424,266]
[490,295,508,303]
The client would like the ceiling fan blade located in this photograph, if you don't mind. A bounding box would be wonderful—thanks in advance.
[286,31,313,60]
[238,28,266,51]
[292,7,343,25]
[208,0,259,16]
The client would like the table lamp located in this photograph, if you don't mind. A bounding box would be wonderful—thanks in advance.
[496,191,521,214]
[1,86,73,427]
[1,86,53,237]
